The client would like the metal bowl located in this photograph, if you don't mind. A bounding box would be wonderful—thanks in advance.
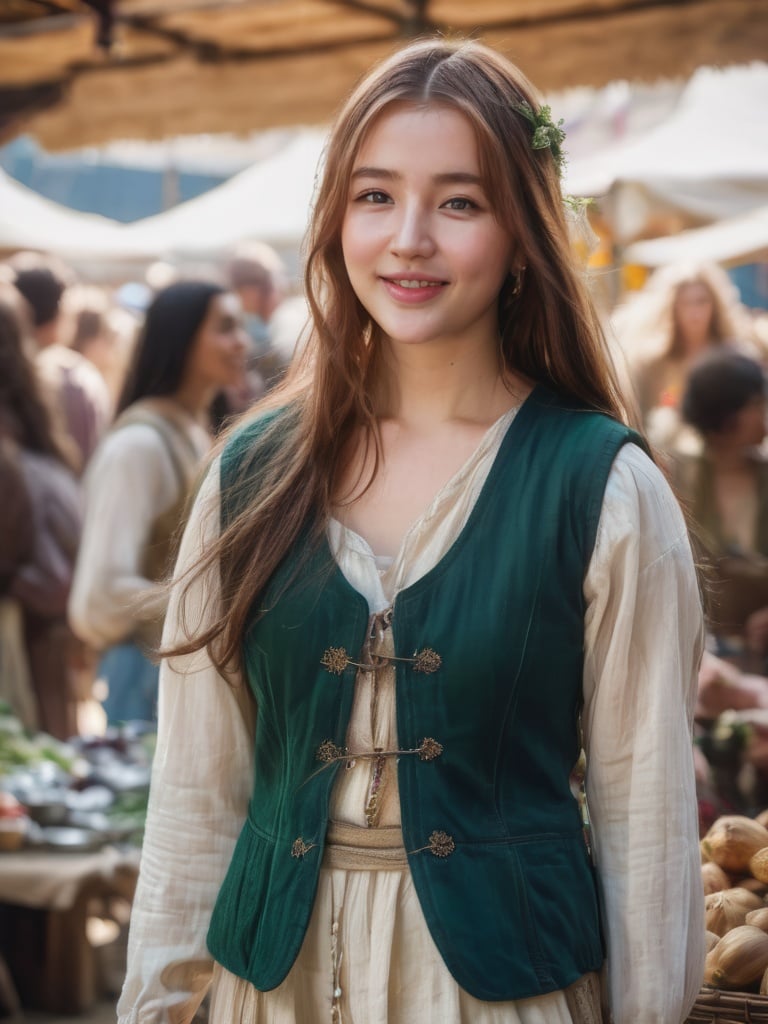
[37,826,107,852]
[23,798,69,827]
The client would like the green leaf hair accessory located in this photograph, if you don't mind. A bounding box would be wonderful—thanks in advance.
[564,194,593,215]
[514,100,566,178]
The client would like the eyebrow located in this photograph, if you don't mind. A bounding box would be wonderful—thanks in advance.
[351,167,484,187]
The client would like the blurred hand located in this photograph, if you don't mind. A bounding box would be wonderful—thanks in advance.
[692,743,711,786]
[697,650,768,718]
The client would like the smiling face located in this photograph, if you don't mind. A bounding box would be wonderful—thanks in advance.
[183,292,248,392]
[341,102,516,357]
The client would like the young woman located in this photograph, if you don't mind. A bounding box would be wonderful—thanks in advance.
[614,262,753,444]
[118,40,704,1024]
[68,280,247,725]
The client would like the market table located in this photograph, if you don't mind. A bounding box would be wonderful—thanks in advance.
[0,845,139,1014]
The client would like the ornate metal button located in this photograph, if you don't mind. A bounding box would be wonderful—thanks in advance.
[320,647,350,675]
[427,830,455,858]
[316,739,344,763]
[418,737,443,761]
[413,648,442,673]
[291,837,313,859]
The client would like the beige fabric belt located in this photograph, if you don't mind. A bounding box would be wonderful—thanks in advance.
[322,821,605,1022]
[322,819,408,870]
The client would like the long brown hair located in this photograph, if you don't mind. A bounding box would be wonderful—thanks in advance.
[0,283,70,464]
[175,37,631,671]
[616,261,747,371]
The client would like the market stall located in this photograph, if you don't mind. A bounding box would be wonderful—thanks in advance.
[0,704,149,1014]
[624,204,768,268]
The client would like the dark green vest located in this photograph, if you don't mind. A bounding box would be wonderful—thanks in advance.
[207,385,644,1001]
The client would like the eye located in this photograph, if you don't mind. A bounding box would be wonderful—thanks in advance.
[356,190,392,204]
[441,197,479,211]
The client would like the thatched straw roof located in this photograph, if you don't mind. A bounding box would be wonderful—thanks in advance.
[2,0,767,149]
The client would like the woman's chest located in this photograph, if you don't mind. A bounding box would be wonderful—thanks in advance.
[334,423,493,558]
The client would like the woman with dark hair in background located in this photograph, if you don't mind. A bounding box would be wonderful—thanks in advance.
[0,283,81,738]
[68,280,247,725]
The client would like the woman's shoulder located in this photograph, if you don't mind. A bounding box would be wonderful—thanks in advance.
[532,386,646,457]
[601,443,690,566]
[221,405,293,475]
[84,418,185,504]
[95,418,172,464]
[224,405,290,446]
[608,441,668,496]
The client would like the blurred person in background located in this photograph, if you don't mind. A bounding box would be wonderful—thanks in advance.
[7,252,112,471]
[226,241,289,396]
[0,283,82,739]
[68,280,248,726]
[64,284,138,410]
[673,349,768,667]
[613,262,756,451]
[670,351,768,821]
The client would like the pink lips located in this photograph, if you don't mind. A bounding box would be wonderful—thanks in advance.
[381,276,447,304]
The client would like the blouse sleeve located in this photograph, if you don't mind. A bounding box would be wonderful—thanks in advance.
[582,443,705,1024]
[117,457,256,1024]
[68,425,179,648]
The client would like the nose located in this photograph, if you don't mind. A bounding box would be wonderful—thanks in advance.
[390,201,436,260]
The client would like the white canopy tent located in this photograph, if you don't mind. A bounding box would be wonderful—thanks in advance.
[564,63,768,229]
[120,131,327,265]
[624,204,768,267]
[0,166,143,258]
[0,133,327,277]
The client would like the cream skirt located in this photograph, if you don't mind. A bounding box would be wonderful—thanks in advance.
[207,861,602,1024]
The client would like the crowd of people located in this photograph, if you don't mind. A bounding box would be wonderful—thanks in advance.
[0,35,767,1023]
[612,262,768,822]
[0,243,295,740]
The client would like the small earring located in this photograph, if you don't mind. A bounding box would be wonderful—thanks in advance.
[510,266,526,298]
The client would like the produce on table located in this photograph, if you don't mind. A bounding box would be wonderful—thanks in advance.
[705,888,763,937]
[0,791,29,851]
[751,848,768,884]
[0,701,152,850]
[746,908,768,933]
[0,700,76,776]
[705,925,768,988]
[702,861,730,895]
[701,816,768,874]
[700,814,768,991]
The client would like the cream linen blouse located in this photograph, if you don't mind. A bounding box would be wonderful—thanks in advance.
[68,402,211,650]
[117,407,705,1024]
